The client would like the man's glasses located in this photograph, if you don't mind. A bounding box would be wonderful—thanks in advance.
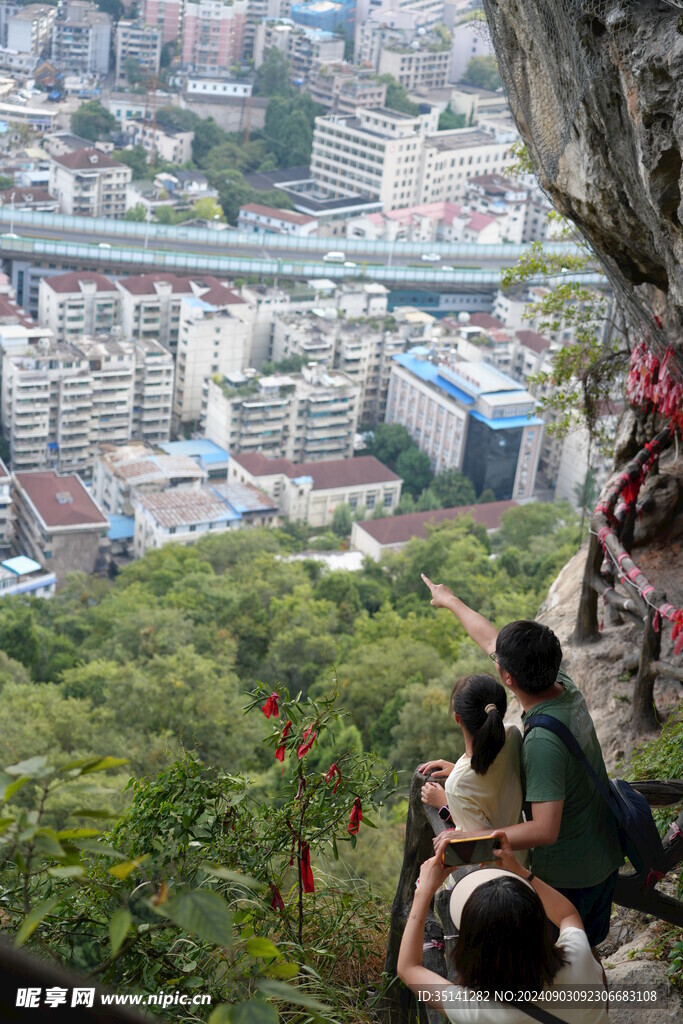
[488,651,498,664]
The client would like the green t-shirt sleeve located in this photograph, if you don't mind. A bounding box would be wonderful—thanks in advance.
[523,728,569,803]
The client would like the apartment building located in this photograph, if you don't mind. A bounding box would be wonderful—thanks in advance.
[181,0,248,75]
[237,203,318,237]
[133,487,242,557]
[238,282,340,369]
[271,307,404,424]
[308,67,386,114]
[130,120,194,165]
[2,337,173,473]
[229,451,402,525]
[385,349,544,501]
[310,107,429,208]
[51,0,112,75]
[355,3,435,68]
[93,441,206,515]
[202,364,361,463]
[0,556,56,599]
[417,129,515,203]
[115,20,161,87]
[141,0,183,44]
[13,470,109,578]
[378,36,451,90]
[7,4,56,55]
[49,148,132,217]
[173,287,251,426]
[117,273,237,356]
[0,460,13,552]
[38,272,121,344]
[254,20,345,80]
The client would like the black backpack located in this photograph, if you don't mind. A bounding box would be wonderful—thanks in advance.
[524,714,667,887]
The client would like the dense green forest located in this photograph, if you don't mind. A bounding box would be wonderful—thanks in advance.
[3,503,677,1020]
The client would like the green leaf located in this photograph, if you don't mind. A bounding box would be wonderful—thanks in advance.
[201,863,260,888]
[264,962,299,980]
[159,889,232,947]
[79,757,129,775]
[75,839,127,859]
[48,865,85,879]
[257,979,330,1014]
[109,908,132,956]
[5,756,49,778]
[57,828,101,840]
[362,815,378,829]
[71,808,120,819]
[246,937,281,960]
[109,855,149,879]
[15,897,61,946]
[332,836,338,860]
[33,829,65,859]
[211,1002,279,1024]
[1,776,30,802]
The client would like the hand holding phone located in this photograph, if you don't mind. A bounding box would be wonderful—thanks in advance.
[441,834,501,867]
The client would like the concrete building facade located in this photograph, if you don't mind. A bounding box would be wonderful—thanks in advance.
[49,148,132,218]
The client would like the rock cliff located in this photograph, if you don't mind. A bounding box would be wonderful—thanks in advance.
[483,0,683,340]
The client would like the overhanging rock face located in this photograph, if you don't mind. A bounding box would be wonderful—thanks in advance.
[483,0,683,333]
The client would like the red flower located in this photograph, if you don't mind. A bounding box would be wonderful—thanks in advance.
[295,775,306,800]
[300,842,314,892]
[270,883,285,911]
[274,719,292,762]
[261,693,280,719]
[348,796,362,836]
[297,725,317,759]
[324,762,342,795]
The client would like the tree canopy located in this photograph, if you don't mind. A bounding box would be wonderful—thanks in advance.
[71,100,117,142]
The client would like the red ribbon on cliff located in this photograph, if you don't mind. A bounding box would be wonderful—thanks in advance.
[261,692,280,719]
[348,796,363,835]
[270,882,285,911]
[300,842,315,892]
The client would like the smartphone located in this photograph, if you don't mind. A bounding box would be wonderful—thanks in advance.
[442,834,501,867]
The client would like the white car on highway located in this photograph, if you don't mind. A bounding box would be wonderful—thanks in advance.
[421,252,441,262]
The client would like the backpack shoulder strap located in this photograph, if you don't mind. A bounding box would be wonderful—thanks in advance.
[524,714,613,808]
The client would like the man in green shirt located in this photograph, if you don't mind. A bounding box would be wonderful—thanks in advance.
[422,575,623,948]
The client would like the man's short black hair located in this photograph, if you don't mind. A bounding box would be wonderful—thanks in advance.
[495,620,562,694]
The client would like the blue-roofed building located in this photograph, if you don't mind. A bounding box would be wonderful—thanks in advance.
[0,555,56,598]
[157,439,230,479]
[290,0,355,38]
[385,350,544,501]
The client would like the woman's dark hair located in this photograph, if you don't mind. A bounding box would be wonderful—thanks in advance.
[495,620,562,694]
[453,877,568,991]
[450,674,506,775]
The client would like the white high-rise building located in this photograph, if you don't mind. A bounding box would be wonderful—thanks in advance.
[38,272,121,344]
[2,336,173,473]
[173,290,251,427]
[202,364,361,463]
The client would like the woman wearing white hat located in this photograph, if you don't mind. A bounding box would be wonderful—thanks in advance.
[397,831,608,1023]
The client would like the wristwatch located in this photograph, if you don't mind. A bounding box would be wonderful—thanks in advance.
[438,805,453,822]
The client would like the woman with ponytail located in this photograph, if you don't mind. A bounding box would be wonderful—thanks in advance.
[418,675,525,852]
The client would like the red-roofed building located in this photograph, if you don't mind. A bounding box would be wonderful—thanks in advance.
[0,187,58,213]
[463,212,500,243]
[49,148,132,217]
[513,329,553,381]
[13,471,109,579]
[238,203,318,237]
[38,272,120,343]
[117,273,244,355]
[351,500,517,560]
[229,452,402,527]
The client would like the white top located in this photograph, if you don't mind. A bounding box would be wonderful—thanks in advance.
[444,927,608,1023]
[445,725,524,832]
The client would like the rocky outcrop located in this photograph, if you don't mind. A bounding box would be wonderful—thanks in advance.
[483,0,683,339]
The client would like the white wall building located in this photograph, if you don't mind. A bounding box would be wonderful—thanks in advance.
[93,441,206,516]
[130,120,194,165]
[7,4,55,54]
[229,451,402,525]
[385,349,544,501]
[38,272,121,344]
[202,364,361,463]
[133,488,242,557]
[51,1,112,75]
[49,148,132,217]
[173,288,251,426]
[115,20,161,87]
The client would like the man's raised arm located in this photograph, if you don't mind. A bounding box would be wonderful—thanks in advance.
[421,573,498,655]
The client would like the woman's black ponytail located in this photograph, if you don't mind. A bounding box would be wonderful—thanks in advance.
[450,674,507,775]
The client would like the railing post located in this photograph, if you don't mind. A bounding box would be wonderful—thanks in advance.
[573,532,602,642]
[632,606,662,732]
